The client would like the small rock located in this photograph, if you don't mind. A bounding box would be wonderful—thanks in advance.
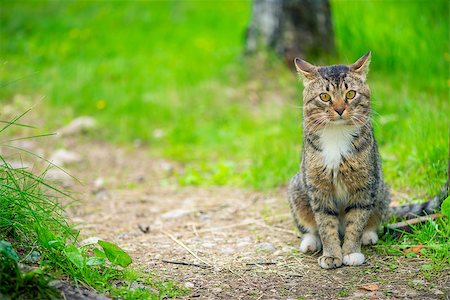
[202,242,216,248]
[138,224,150,234]
[94,188,110,201]
[58,116,97,136]
[44,168,73,186]
[236,237,252,248]
[237,237,252,243]
[158,160,173,173]
[431,288,444,295]
[25,251,41,263]
[130,282,147,290]
[50,149,81,166]
[220,246,235,254]
[80,237,101,245]
[161,209,190,219]
[94,177,105,189]
[184,282,195,289]
[4,160,32,170]
[10,140,35,151]
[255,242,276,252]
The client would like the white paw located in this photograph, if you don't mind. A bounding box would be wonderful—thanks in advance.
[299,233,322,253]
[362,231,378,245]
[343,253,365,266]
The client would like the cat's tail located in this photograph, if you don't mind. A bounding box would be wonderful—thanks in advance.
[388,182,448,219]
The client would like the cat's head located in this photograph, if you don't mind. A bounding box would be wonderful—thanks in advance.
[295,52,371,132]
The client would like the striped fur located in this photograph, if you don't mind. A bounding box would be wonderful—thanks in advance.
[288,52,391,269]
[389,184,448,219]
[289,53,448,269]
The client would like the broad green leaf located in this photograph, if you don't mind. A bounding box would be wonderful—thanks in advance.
[98,240,132,267]
[86,257,106,266]
[0,240,18,263]
[64,244,83,269]
[36,226,57,249]
[441,196,450,217]
[93,248,106,258]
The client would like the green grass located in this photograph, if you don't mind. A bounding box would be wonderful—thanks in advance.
[0,0,447,199]
[376,214,450,279]
[1,0,448,293]
[0,119,186,299]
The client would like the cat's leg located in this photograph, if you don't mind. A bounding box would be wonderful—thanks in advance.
[361,229,378,245]
[288,174,322,253]
[306,195,342,269]
[341,200,373,266]
[362,186,390,245]
[313,209,342,269]
[361,211,381,245]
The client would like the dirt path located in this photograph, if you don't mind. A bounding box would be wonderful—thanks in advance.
[16,134,449,299]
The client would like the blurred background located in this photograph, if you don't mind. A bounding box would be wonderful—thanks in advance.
[1,0,448,200]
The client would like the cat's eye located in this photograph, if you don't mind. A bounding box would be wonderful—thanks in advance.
[319,93,331,102]
[345,90,356,100]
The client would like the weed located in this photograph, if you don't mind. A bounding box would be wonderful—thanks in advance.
[0,117,186,298]
[337,288,350,297]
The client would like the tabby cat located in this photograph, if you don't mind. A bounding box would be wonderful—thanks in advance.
[288,52,389,269]
[288,52,445,269]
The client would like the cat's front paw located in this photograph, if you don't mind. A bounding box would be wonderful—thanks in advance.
[343,253,365,266]
[318,255,342,269]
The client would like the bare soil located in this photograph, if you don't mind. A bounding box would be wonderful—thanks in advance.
[10,134,450,300]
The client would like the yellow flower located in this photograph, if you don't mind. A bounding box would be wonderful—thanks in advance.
[96,100,106,110]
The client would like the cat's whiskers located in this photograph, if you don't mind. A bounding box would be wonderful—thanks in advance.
[288,104,305,109]
[308,116,329,133]
[304,112,326,121]
[352,112,377,127]
[350,115,371,131]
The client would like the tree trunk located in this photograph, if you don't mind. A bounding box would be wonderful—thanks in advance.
[246,0,334,64]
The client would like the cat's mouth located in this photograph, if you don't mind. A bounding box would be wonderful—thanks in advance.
[330,118,353,126]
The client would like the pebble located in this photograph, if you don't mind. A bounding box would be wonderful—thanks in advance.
[44,168,73,185]
[10,140,35,151]
[161,209,191,219]
[202,242,216,248]
[94,188,110,201]
[58,116,97,136]
[80,237,101,245]
[50,149,81,165]
[130,282,147,290]
[220,246,235,254]
[25,250,41,263]
[184,282,195,289]
[255,242,276,252]
[236,237,252,248]
[94,177,105,189]
[4,160,32,170]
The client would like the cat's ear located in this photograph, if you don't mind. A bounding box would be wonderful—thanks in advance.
[350,51,371,77]
[294,58,318,81]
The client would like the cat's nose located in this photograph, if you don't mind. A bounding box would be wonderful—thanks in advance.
[334,107,345,116]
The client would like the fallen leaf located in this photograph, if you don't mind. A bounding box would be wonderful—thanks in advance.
[403,243,424,255]
[358,283,380,291]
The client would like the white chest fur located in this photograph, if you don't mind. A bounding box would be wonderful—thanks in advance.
[319,124,358,170]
